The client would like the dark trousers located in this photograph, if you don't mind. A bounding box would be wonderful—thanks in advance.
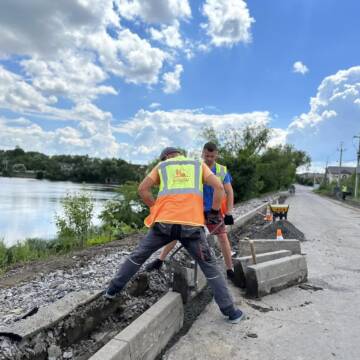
[109,223,235,314]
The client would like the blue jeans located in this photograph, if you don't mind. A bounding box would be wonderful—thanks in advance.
[109,223,235,314]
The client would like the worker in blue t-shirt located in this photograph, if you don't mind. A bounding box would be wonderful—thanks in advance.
[145,142,237,282]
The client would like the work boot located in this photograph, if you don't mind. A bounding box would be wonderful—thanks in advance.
[228,308,245,324]
[145,259,164,272]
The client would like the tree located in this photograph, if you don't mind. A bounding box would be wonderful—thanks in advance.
[200,125,311,201]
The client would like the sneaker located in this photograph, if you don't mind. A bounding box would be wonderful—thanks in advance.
[145,259,164,272]
[228,308,245,324]
[103,286,118,300]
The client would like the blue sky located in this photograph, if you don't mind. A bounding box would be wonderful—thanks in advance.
[0,0,360,168]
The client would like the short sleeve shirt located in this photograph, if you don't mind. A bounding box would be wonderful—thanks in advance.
[203,165,232,212]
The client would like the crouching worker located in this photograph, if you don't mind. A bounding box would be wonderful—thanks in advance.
[104,147,245,323]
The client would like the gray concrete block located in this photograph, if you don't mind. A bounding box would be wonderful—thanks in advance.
[0,290,101,340]
[115,292,183,360]
[172,263,207,303]
[233,250,292,288]
[238,239,301,257]
[89,339,130,360]
[246,255,308,297]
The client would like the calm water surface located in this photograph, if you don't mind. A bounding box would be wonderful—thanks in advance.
[0,177,117,246]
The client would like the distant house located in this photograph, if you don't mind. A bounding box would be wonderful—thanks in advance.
[297,172,324,184]
[325,166,355,183]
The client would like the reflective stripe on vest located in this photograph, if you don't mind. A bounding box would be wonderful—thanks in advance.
[215,163,227,182]
[158,157,203,197]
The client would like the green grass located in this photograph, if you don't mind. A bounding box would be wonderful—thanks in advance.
[0,225,141,273]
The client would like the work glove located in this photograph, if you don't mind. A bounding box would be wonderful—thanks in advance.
[206,209,222,224]
[224,214,234,225]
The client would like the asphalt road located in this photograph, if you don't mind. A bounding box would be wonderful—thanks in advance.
[163,186,360,360]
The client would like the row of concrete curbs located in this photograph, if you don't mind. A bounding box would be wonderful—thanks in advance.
[234,239,307,297]
[90,292,183,360]
[232,200,307,297]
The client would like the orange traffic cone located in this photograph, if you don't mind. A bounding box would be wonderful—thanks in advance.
[276,228,284,240]
[264,206,273,221]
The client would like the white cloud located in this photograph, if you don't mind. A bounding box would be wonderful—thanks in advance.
[0,0,119,58]
[113,109,271,162]
[88,29,166,85]
[149,102,161,109]
[117,0,191,24]
[293,61,309,75]
[0,115,119,158]
[287,66,360,162]
[202,0,254,47]
[150,20,183,48]
[21,52,117,102]
[0,65,55,113]
[163,64,184,93]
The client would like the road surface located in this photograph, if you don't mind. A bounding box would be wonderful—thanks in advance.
[164,186,360,360]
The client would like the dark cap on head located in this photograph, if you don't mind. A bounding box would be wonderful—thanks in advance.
[160,147,180,161]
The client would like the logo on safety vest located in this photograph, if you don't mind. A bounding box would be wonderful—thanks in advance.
[173,168,190,183]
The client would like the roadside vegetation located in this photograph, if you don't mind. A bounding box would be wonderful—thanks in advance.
[315,173,360,201]
[0,186,145,273]
[0,125,310,272]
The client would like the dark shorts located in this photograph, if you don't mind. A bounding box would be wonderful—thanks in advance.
[206,221,227,235]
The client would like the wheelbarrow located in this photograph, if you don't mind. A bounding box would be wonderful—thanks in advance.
[269,204,289,221]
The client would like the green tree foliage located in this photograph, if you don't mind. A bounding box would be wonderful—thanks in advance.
[100,181,149,237]
[55,193,94,248]
[201,126,310,201]
[0,147,145,183]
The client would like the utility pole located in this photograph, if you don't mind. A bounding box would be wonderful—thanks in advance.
[338,142,345,185]
[354,135,360,198]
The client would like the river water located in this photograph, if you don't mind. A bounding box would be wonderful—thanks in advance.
[0,177,117,246]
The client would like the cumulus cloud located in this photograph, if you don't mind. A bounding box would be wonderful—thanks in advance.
[117,0,191,24]
[202,0,254,47]
[150,20,183,48]
[287,66,360,162]
[0,65,56,113]
[149,102,161,109]
[293,61,309,75]
[0,115,119,158]
[21,52,117,102]
[113,109,271,162]
[88,29,166,85]
[163,64,184,93]
[0,0,119,58]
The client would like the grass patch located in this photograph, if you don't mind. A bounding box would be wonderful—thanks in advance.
[0,225,141,273]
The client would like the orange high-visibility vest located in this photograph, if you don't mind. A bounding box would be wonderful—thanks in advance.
[144,156,205,227]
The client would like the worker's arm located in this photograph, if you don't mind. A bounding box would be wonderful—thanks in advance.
[204,173,225,210]
[138,176,156,208]
[224,182,234,214]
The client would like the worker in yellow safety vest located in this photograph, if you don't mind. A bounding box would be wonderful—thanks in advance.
[146,142,237,283]
[104,147,245,323]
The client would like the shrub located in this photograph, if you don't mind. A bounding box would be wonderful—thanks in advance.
[55,193,94,248]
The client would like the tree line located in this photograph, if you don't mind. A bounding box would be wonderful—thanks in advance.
[201,126,311,201]
[0,146,145,184]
